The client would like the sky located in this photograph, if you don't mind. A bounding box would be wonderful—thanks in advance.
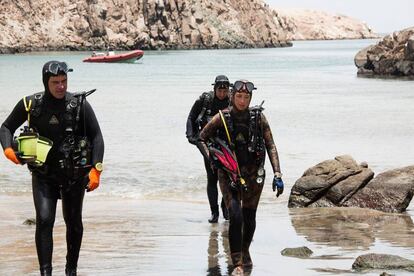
[266,0,413,34]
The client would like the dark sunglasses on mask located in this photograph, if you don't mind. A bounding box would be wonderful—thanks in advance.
[46,62,73,75]
[233,81,256,93]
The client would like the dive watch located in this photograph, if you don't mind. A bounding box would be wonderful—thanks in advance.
[95,162,103,172]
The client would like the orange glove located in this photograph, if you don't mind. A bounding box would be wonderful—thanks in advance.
[4,147,20,164]
[87,167,101,192]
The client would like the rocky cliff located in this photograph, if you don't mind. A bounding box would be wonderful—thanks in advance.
[276,9,377,40]
[0,0,292,53]
[355,27,414,77]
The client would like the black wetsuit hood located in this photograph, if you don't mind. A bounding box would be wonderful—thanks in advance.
[42,60,72,104]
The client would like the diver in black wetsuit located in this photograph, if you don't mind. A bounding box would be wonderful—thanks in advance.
[186,75,230,223]
[0,61,105,276]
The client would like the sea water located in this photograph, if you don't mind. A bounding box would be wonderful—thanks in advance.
[1,39,413,198]
[1,40,414,275]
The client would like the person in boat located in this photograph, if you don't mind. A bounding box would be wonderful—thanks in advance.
[106,47,115,56]
[186,75,231,223]
[199,79,284,274]
[0,61,105,276]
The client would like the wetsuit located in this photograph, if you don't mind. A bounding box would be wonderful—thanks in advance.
[186,91,230,220]
[0,91,104,274]
[200,106,281,267]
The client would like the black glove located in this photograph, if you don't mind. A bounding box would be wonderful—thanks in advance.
[187,135,198,145]
[188,132,201,145]
[272,176,284,197]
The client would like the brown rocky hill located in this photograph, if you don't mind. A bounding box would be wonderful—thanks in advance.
[0,0,292,53]
[276,9,377,40]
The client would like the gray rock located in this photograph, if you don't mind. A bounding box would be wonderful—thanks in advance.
[356,27,414,77]
[289,155,372,208]
[326,168,374,205]
[23,218,36,225]
[354,45,375,69]
[281,246,313,258]
[352,253,414,272]
[344,166,414,213]
[289,156,414,213]
[405,35,414,60]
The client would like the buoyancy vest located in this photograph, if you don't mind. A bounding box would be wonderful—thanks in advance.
[24,92,92,178]
[221,104,266,166]
[196,91,214,129]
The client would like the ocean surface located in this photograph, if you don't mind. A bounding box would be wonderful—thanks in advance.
[1,40,414,275]
[1,39,413,198]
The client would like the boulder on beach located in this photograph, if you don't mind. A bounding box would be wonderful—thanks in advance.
[352,253,414,272]
[281,246,313,258]
[289,155,414,213]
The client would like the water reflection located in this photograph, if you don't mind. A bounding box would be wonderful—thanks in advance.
[206,226,232,276]
[289,207,414,250]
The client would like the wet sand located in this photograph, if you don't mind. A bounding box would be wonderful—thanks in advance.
[1,193,414,275]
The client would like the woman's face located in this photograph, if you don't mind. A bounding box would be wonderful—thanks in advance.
[233,91,251,111]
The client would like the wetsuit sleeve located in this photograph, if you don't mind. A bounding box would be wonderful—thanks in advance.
[83,100,104,166]
[199,113,222,141]
[185,97,203,139]
[261,114,281,174]
[0,99,27,150]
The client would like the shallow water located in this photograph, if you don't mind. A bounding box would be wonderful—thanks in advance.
[1,40,414,275]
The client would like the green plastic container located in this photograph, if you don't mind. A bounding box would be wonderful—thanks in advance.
[35,136,53,164]
[16,133,53,165]
[16,132,38,160]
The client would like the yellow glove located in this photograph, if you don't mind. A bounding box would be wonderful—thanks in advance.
[4,147,20,164]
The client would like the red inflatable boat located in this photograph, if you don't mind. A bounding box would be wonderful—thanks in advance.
[83,50,144,63]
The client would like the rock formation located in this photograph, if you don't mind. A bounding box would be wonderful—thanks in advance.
[281,246,313,258]
[355,27,414,77]
[275,9,377,40]
[353,253,414,272]
[0,0,292,53]
[288,155,414,213]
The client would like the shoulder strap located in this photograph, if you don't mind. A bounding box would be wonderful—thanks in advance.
[220,109,233,144]
[248,102,265,153]
[64,92,80,133]
[196,91,214,125]
[22,92,44,128]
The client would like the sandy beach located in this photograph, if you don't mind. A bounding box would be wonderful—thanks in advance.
[1,192,414,276]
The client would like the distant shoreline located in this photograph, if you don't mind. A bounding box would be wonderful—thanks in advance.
[0,38,384,55]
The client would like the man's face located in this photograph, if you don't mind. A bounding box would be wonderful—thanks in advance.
[48,75,67,99]
[215,87,229,100]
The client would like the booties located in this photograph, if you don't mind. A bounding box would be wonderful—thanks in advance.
[208,205,219,223]
[40,265,52,276]
[65,267,77,276]
[242,249,253,268]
